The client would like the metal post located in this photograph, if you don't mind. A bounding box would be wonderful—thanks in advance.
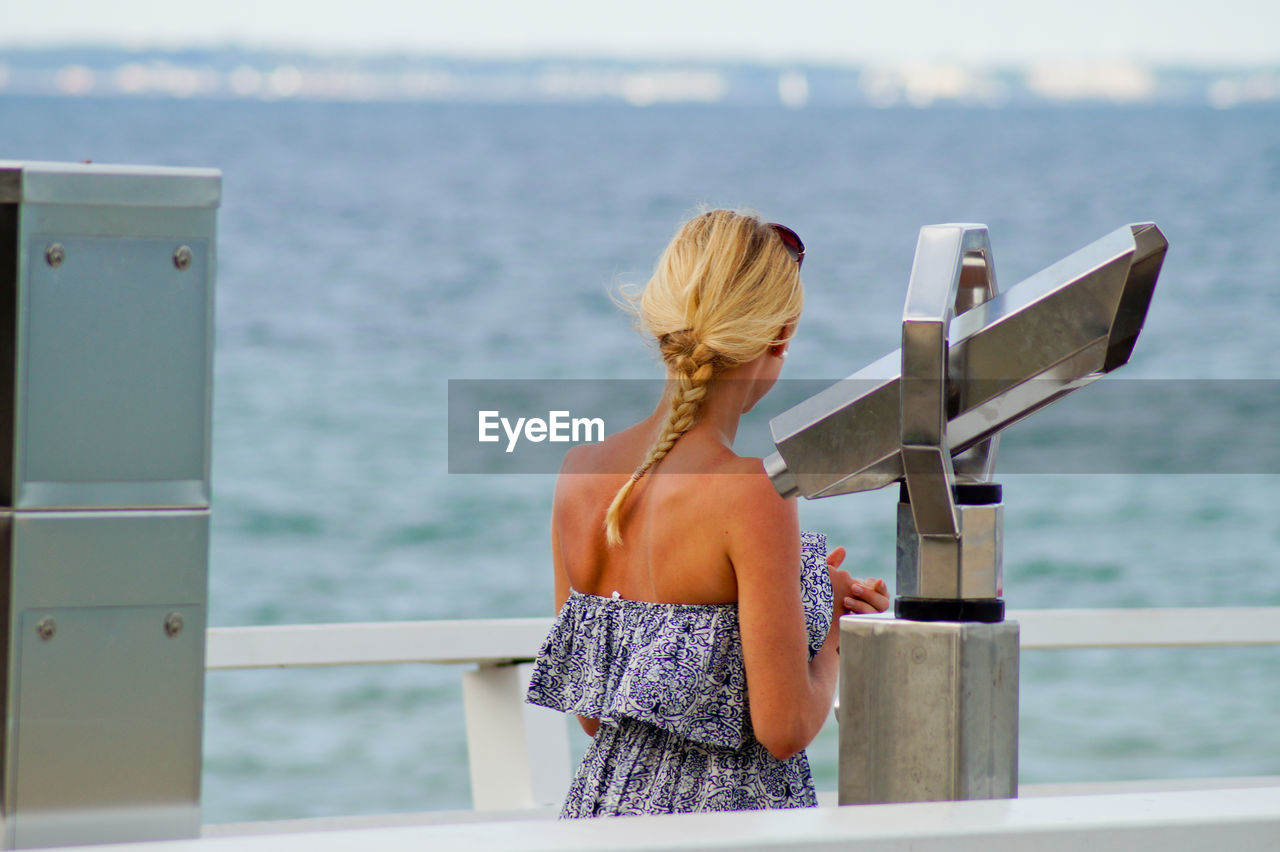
[841,226,1016,805]
[0,161,219,848]
[838,617,1018,804]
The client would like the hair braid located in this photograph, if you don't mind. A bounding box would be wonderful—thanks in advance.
[601,208,804,548]
[603,335,716,546]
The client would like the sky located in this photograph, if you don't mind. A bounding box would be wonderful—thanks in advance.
[2,0,1278,67]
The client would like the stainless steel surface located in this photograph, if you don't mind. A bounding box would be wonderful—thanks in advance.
[4,509,208,612]
[18,234,213,508]
[766,222,1166,499]
[1,161,219,510]
[0,162,216,849]
[898,445,958,536]
[1,511,209,849]
[13,604,204,848]
[957,503,1002,598]
[949,241,1000,484]
[784,221,1162,808]
[0,161,222,208]
[839,618,1019,805]
[896,501,1003,599]
[900,225,1001,605]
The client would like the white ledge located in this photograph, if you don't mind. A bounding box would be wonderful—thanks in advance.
[205,607,1280,670]
[205,618,553,669]
[1010,606,1280,649]
[42,787,1280,851]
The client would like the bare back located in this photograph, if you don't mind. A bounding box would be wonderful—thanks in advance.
[553,417,789,606]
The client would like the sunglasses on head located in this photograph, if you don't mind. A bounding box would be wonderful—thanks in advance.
[769,223,805,268]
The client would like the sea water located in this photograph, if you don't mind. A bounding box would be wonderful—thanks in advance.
[1,96,1278,822]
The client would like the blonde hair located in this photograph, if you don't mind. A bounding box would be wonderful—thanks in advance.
[604,209,804,546]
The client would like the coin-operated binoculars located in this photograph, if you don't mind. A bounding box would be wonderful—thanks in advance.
[766,222,1167,804]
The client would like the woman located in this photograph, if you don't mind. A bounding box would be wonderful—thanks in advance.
[526,209,889,817]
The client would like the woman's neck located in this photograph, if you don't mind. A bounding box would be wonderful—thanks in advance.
[651,357,771,451]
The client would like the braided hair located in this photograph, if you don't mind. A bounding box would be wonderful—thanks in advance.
[604,209,803,546]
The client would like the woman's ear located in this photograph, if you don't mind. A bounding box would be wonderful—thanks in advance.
[774,321,797,346]
[769,321,796,358]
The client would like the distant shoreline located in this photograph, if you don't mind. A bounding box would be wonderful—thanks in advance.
[2,46,1278,108]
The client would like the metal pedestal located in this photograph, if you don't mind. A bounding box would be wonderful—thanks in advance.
[0,161,219,848]
[838,617,1019,805]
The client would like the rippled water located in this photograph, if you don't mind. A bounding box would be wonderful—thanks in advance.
[2,96,1278,822]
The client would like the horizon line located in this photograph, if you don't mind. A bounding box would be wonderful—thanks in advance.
[2,41,1279,73]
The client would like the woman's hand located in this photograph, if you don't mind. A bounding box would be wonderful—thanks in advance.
[827,546,890,616]
[844,576,889,614]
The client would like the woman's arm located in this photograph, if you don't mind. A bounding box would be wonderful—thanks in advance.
[551,473,601,737]
[725,462,853,761]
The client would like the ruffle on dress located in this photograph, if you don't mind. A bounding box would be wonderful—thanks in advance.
[526,530,832,752]
[527,592,751,749]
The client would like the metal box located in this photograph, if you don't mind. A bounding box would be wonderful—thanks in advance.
[0,161,219,509]
[0,162,218,848]
[0,511,208,848]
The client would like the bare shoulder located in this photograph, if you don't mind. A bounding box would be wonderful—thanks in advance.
[552,431,636,515]
[703,455,799,557]
[708,455,790,509]
[554,441,613,510]
[558,418,651,477]
[557,441,597,477]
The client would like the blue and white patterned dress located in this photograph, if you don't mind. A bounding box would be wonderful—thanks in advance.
[525,530,833,817]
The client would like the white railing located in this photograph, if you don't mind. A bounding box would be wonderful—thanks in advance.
[206,617,554,670]
[124,786,1280,851]
[204,607,1280,811]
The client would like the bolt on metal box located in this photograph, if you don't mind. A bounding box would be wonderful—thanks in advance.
[0,161,220,510]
